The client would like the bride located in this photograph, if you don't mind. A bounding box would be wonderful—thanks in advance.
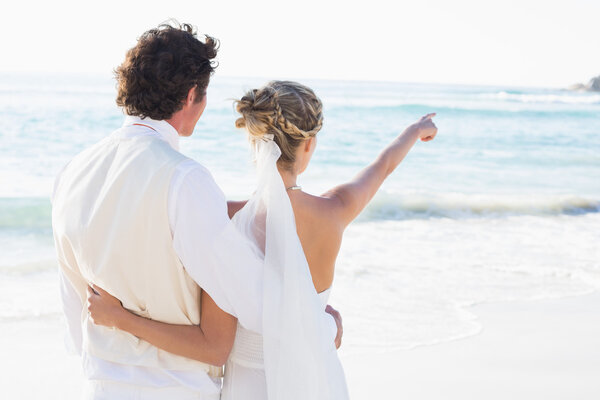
[87,80,437,399]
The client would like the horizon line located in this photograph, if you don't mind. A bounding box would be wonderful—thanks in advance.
[0,69,591,91]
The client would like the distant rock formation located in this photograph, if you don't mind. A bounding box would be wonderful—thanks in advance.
[588,76,600,91]
[569,76,600,92]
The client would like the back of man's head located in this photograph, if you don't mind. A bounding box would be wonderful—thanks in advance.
[115,20,218,121]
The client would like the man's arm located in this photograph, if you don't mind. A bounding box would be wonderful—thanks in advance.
[54,163,86,355]
[170,163,263,333]
[58,264,85,355]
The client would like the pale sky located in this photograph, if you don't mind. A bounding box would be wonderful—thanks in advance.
[2,0,599,87]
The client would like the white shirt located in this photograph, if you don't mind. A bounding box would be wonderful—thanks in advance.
[55,116,336,392]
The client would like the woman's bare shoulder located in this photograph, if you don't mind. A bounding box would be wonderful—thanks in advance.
[292,191,345,231]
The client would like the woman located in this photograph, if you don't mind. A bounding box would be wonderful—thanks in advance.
[87,81,437,399]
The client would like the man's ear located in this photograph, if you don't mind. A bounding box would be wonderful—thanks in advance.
[186,86,197,106]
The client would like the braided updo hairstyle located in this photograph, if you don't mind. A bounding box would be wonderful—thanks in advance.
[235,81,323,170]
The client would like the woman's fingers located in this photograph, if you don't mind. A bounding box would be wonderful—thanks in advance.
[421,112,436,121]
[87,285,97,297]
[421,129,437,141]
[90,283,109,297]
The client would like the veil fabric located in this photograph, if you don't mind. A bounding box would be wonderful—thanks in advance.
[231,137,349,400]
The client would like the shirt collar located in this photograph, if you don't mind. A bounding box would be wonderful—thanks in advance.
[122,115,181,151]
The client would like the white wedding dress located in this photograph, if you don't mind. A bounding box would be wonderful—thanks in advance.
[221,289,332,400]
[220,136,349,400]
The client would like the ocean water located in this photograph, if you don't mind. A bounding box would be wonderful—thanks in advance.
[1,72,599,353]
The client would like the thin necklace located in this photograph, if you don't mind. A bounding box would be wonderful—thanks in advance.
[286,185,302,191]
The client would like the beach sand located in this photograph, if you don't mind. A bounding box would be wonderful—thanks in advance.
[342,292,600,400]
[2,293,599,399]
[0,317,84,399]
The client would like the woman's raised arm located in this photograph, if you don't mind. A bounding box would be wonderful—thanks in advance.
[87,284,237,366]
[322,113,437,227]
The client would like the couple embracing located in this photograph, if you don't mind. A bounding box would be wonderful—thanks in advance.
[51,21,437,400]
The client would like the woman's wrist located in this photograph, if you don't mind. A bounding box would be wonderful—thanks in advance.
[113,307,131,330]
[404,123,421,139]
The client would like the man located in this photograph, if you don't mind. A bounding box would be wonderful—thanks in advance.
[52,21,341,399]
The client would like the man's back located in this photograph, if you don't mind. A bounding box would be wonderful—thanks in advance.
[52,128,220,375]
[51,22,268,399]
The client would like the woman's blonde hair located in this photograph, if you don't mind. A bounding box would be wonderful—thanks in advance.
[235,81,323,169]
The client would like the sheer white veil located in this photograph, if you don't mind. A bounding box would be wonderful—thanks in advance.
[231,135,349,400]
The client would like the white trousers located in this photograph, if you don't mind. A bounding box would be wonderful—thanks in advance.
[83,380,220,400]
[221,360,267,400]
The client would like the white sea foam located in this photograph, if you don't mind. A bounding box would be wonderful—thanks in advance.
[331,213,600,352]
[361,192,599,220]
[480,90,600,105]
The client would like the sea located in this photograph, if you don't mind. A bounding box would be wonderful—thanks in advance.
[1,72,599,354]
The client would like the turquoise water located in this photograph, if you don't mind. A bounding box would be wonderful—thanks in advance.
[1,72,599,349]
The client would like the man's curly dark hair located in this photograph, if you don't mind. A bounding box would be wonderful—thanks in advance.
[115,21,219,120]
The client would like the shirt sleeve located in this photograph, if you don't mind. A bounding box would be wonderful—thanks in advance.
[50,161,70,204]
[58,265,84,355]
[54,162,86,355]
[170,162,263,333]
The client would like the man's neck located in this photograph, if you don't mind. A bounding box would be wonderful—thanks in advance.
[166,116,184,136]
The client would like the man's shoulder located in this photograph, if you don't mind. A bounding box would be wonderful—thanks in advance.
[52,135,115,198]
[74,135,114,158]
[174,158,214,181]
[168,158,228,228]
[172,158,226,202]
[62,130,125,172]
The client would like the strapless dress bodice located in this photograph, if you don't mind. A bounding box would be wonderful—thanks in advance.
[229,288,332,369]
[317,287,331,305]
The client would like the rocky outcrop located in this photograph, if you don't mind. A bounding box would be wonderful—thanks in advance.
[569,76,600,92]
[587,76,600,91]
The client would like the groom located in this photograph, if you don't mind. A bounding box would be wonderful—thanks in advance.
[52,21,342,399]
